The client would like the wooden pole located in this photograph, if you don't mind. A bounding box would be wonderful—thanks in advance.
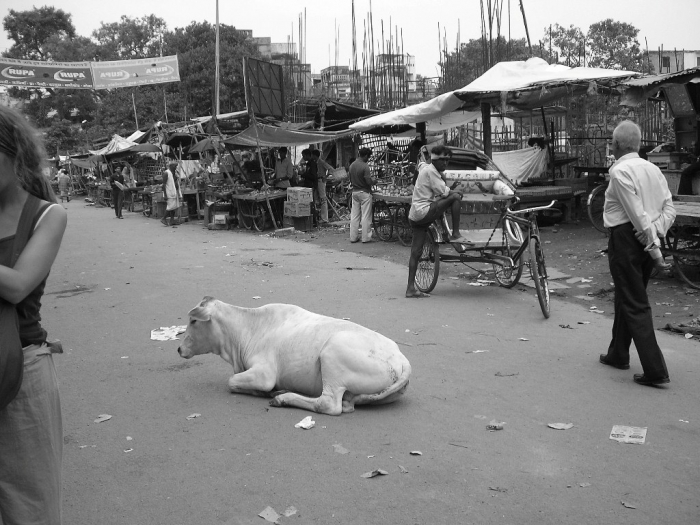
[215,0,221,116]
[481,103,492,158]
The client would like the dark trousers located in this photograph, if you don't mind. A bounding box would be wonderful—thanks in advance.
[113,189,124,217]
[605,222,668,378]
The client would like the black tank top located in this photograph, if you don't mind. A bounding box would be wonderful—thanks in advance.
[0,195,53,346]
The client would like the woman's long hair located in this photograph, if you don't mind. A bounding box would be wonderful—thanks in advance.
[0,106,57,203]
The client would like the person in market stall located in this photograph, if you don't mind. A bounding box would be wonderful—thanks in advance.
[312,149,332,224]
[599,120,675,387]
[57,168,71,203]
[161,162,182,227]
[122,161,136,188]
[349,147,375,243]
[299,149,319,221]
[272,147,293,189]
[110,166,125,219]
[0,104,68,525]
[405,145,466,298]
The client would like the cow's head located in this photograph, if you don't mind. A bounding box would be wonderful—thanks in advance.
[177,296,223,359]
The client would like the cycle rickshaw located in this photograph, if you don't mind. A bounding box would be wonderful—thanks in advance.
[412,170,556,319]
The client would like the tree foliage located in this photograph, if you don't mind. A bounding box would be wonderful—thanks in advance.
[1,7,263,152]
[2,6,75,60]
[541,24,586,67]
[586,19,643,71]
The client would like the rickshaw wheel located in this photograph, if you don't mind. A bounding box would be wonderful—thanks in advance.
[372,200,393,241]
[671,226,700,289]
[395,206,413,246]
[252,202,267,232]
[529,235,550,318]
[493,218,524,288]
[238,202,253,230]
[415,229,440,293]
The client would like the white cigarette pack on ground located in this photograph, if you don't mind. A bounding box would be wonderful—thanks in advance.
[609,425,647,444]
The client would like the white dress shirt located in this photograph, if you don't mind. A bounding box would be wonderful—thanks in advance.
[603,152,676,238]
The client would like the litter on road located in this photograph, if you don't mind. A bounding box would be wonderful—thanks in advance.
[294,416,315,429]
[487,420,505,431]
[361,469,389,478]
[94,414,112,423]
[150,326,187,341]
[609,425,647,444]
[547,422,574,430]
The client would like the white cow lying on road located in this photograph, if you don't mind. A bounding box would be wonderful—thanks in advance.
[177,297,412,415]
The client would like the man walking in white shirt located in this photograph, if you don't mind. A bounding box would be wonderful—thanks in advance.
[600,120,675,386]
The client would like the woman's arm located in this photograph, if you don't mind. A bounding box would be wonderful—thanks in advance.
[0,205,68,304]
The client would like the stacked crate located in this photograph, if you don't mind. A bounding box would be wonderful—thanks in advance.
[283,187,313,231]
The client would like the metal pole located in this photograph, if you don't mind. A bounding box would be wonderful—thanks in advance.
[131,92,139,129]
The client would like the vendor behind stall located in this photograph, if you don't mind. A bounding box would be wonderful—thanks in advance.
[272,147,293,189]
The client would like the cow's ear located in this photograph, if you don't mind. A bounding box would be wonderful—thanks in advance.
[188,306,211,322]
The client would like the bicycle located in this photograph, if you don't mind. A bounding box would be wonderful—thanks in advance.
[415,196,557,318]
[587,179,608,233]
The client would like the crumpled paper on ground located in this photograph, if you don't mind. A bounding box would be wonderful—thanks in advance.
[150,325,187,341]
[294,416,315,429]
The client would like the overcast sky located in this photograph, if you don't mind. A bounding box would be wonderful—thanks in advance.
[1,0,699,76]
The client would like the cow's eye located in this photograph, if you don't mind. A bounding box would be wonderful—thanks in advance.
[190,319,196,325]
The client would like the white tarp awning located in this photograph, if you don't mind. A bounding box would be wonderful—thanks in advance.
[351,58,640,132]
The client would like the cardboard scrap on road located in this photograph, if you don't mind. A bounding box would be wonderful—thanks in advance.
[186,413,201,420]
[610,425,647,444]
[94,414,112,423]
[548,423,574,430]
[361,469,389,478]
[258,506,281,523]
[333,443,349,454]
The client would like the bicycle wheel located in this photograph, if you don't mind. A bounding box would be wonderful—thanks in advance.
[251,202,267,232]
[493,218,525,288]
[395,205,413,246]
[529,234,551,318]
[671,226,700,289]
[372,200,393,241]
[415,230,440,293]
[587,185,607,233]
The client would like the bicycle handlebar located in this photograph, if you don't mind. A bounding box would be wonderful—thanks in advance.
[506,200,557,215]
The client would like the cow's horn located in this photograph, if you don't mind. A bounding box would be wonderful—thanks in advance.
[188,306,211,322]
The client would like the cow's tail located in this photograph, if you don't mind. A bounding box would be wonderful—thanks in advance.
[352,349,412,405]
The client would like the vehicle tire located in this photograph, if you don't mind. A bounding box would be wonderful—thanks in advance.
[493,218,525,288]
[415,229,440,293]
[671,226,700,289]
[372,200,393,241]
[238,201,253,230]
[252,202,267,232]
[395,205,413,246]
[587,185,607,234]
[529,235,551,318]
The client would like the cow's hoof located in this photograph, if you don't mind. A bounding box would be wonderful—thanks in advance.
[269,397,284,407]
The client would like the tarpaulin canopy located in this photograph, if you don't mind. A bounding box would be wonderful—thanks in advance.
[224,121,356,147]
[620,67,700,106]
[351,58,640,132]
[88,134,161,161]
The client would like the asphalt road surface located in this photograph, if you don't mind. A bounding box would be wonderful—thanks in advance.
[45,200,699,525]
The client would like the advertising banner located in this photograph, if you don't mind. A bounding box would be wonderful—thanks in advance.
[91,55,180,89]
[0,58,93,89]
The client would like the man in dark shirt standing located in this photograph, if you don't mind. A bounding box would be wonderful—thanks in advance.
[349,147,375,243]
[110,166,125,219]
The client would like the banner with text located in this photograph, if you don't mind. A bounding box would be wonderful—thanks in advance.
[0,58,93,89]
[91,55,180,89]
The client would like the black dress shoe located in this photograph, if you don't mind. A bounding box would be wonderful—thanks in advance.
[633,374,670,386]
[599,354,630,370]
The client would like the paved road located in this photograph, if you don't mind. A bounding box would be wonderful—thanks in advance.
[46,201,699,525]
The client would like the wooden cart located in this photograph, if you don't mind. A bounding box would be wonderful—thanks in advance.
[231,190,287,232]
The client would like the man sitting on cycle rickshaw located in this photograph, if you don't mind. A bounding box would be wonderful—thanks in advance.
[405,145,466,298]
